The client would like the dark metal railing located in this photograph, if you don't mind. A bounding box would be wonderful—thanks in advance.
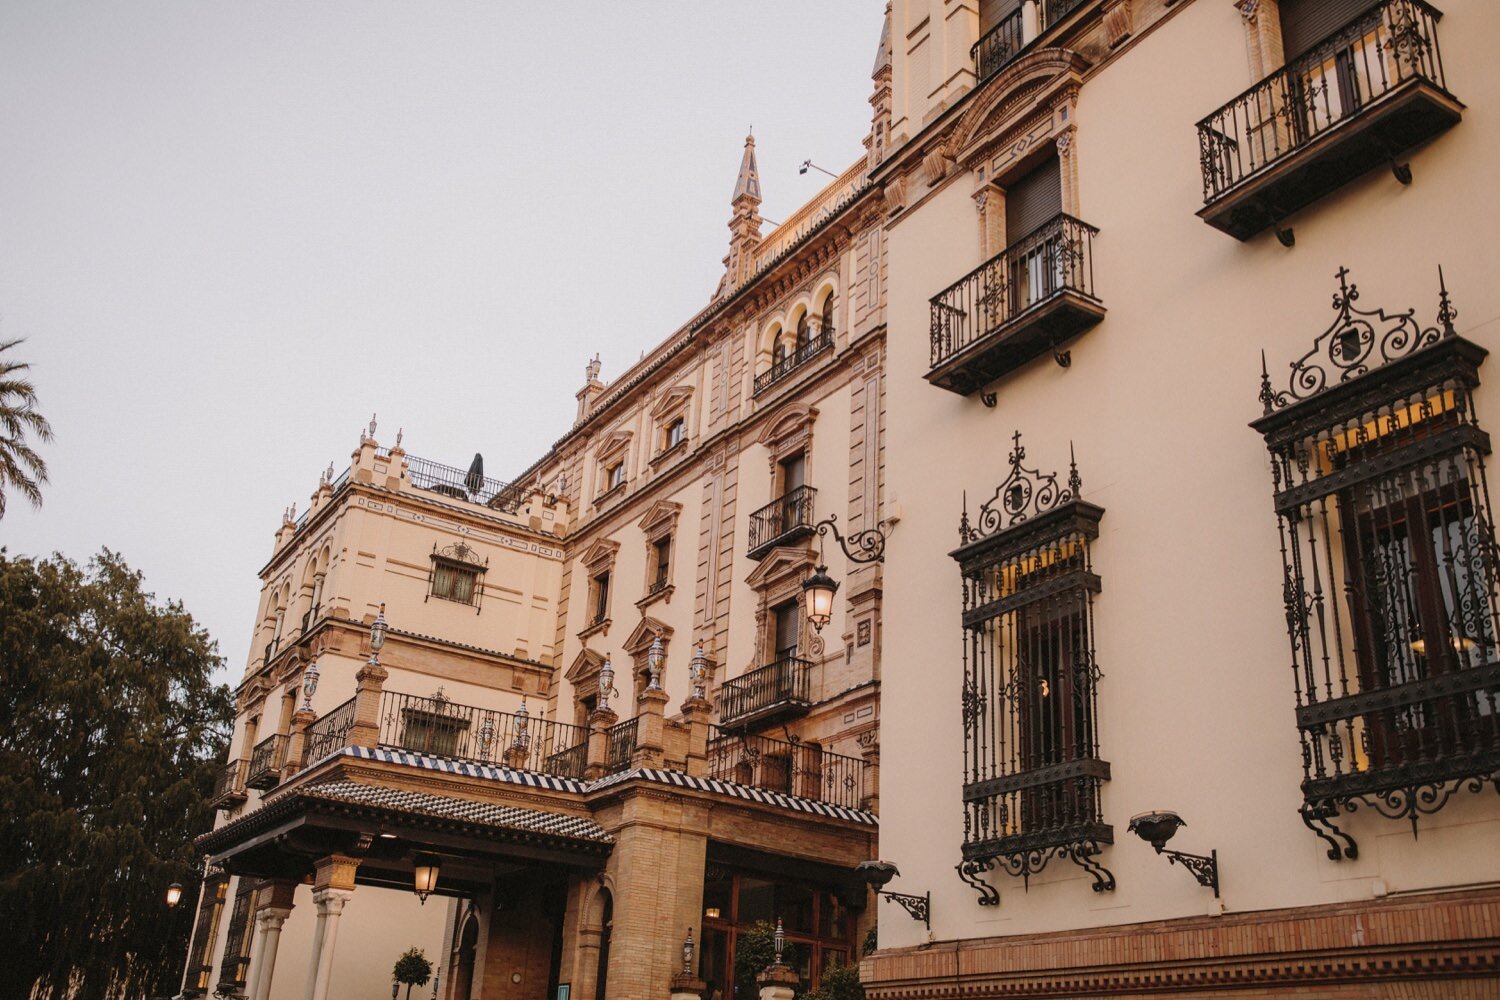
[377,690,589,779]
[407,454,526,513]
[718,656,813,727]
[1197,0,1447,203]
[648,573,669,596]
[748,485,818,555]
[245,734,288,789]
[930,213,1098,370]
[973,8,1024,81]
[605,717,639,774]
[211,759,247,805]
[304,697,357,763]
[754,330,833,395]
[292,468,350,535]
[708,727,868,811]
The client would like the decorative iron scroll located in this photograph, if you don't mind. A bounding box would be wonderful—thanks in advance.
[433,541,487,567]
[959,431,1081,543]
[1259,267,1458,414]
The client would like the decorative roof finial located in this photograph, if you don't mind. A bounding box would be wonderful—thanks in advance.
[1258,350,1275,415]
[1436,265,1458,338]
[395,427,404,449]
[586,353,602,382]
[1068,442,1082,496]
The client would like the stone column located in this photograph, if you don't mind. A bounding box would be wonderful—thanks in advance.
[242,912,271,1000]
[679,696,713,778]
[347,655,388,750]
[303,855,358,1000]
[757,963,800,1000]
[282,706,317,780]
[632,688,670,768]
[584,706,618,780]
[248,905,294,1000]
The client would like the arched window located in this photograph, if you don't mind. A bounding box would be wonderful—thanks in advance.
[821,295,835,339]
[772,341,786,366]
[795,313,811,351]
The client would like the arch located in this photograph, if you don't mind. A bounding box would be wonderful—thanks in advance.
[944,48,1089,166]
[452,909,480,1000]
[592,887,614,1000]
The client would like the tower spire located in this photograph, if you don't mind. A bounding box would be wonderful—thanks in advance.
[717,132,765,298]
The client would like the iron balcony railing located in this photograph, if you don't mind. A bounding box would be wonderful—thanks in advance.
[972,0,1088,81]
[708,727,868,811]
[929,213,1099,371]
[303,697,357,764]
[973,8,1023,81]
[747,485,818,558]
[605,717,639,774]
[245,734,288,790]
[407,454,527,513]
[1197,0,1448,204]
[754,330,833,395]
[211,759,248,808]
[718,656,814,728]
[377,690,589,780]
[648,573,670,596]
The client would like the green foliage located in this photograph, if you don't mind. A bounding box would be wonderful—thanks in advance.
[803,962,865,1000]
[394,947,434,987]
[0,338,53,518]
[732,920,799,999]
[0,549,232,1000]
[862,922,878,956]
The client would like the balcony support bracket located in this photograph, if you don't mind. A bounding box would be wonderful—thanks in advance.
[1274,222,1295,248]
[1392,158,1413,185]
[980,392,998,409]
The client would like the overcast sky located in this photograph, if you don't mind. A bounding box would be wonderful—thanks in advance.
[0,1,881,681]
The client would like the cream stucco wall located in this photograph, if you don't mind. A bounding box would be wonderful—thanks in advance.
[879,0,1500,952]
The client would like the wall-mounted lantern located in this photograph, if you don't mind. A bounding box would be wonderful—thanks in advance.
[1128,811,1219,897]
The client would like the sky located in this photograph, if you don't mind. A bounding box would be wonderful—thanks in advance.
[0,1,882,682]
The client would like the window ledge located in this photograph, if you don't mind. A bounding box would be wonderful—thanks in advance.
[650,439,690,466]
[636,583,675,612]
[578,617,612,641]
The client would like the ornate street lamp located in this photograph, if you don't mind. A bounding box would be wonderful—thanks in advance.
[412,853,441,904]
[802,514,886,633]
[166,883,183,908]
[647,632,665,691]
[689,644,709,701]
[773,917,785,965]
[598,654,618,706]
[299,657,320,712]
[1128,811,1220,897]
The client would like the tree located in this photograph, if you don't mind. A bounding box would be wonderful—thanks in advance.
[0,549,233,1000]
[393,947,434,1000]
[732,921,800,1000]
[0,338,53,518]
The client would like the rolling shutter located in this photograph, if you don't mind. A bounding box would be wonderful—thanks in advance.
[1005,156,1063,242]
[1279,0,1379,59]
[980,0,1023,34]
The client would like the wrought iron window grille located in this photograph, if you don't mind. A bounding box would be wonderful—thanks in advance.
[426,542,488,612]
[951,433,1111,906]
[1251,267,1499,861]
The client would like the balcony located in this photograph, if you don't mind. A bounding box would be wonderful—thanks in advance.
[605,716,639,775]
[378,690,590,780]
[1197,0,1461,241]
[408,454,527,513]
[708,727,869,811]
[753,329,833,396]
[210,759,248,810]
[244,734,288,791]
[927,214,1103,397]
[973,0,1089,83]
[718,655,813,729]
[747,485,818,559]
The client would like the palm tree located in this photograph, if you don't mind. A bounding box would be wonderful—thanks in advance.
[0,338,53,518]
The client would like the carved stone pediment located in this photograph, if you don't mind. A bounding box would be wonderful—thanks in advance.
[650,384,694,419]
[565,648,606,683]
[745,545,817,592]
[946,49,1089,170]
[622,615,674,654]
[579,538,621,573]
[638,499,683,539]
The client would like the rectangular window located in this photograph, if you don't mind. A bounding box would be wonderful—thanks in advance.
[432,562,479,605]
[779,453,806,494]
[774,601,800,661]
[216,878,257,991]
[607,462,626,490]
[592,572,611,624]
[398,708,470,757]
[1254,275,1500,859]
[651,538,671,591]
[666,417,686,450]
[952,439,1112,901]
[187,874,229,992]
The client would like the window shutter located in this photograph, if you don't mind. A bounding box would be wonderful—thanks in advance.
[979,0,1023,34]
[1279,0,1378,59]
[1005,156,1063,243]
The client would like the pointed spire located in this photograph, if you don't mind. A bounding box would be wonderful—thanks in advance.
[733,132,761,205]
[873,3,892,76]
[1436,265,1458,338]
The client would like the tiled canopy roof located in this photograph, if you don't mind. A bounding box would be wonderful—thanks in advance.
[300,779,612,844]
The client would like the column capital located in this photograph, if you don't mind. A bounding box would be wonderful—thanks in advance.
[311,887,353,915]
[256,905,294,931]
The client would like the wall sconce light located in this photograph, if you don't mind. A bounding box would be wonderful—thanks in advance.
[799,159,839,178]
[856,860,930,930]
[166,883,183,908]
[802,515,887,633]
[1128,811,1219,897]
[412,853,442,904]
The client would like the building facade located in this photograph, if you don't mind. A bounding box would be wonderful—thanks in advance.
[867,0,1500,995]
[178,36,894,1000]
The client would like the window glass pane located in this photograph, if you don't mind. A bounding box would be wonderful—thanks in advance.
[817,893,848,939]
[703,874,732,921]
[737,877,774,926]
[776,883,815,934]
